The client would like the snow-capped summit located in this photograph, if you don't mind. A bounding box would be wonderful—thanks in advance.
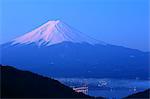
[11,20,104,46]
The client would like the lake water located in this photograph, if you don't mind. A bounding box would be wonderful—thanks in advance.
[55,78,150,98]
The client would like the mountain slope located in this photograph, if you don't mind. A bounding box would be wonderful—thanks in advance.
[124,89,150,99]
[1,20,149,79]
[1,41,149,79]
[1,65,97,98]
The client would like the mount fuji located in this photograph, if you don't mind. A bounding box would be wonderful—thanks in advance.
[1,20,149,79]
[11,20,104,46]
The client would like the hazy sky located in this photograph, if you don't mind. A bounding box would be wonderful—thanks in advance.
[0,0,149,51]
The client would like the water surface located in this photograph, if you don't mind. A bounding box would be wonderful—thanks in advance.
[56,78,150,98]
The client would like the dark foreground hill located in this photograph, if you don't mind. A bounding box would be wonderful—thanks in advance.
[1,65,104,98]
[124,89,150,99]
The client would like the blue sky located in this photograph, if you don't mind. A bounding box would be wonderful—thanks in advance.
[0,0,149,51]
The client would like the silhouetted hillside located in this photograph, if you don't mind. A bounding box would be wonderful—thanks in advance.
[124,89,150,99]
[1,65,103,98]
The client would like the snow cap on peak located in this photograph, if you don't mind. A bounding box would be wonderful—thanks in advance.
[11,20,104,46]
[46,20,60,25]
